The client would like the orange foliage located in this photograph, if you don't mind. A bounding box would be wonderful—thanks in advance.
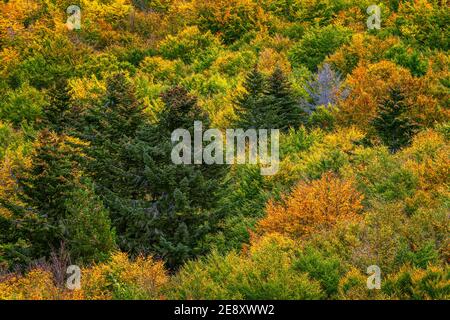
[336,60,448,130]
[332,6,367,32]
[257,172,363,239]
[326,34,400,75]
[401,129,450,210]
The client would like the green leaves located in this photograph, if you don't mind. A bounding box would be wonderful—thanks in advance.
[289,25,352,71]
[0,84,47,127]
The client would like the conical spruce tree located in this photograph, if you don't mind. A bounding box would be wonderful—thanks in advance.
[116,86,226,268]
[42,78,71,133]
[234,67,267,129]
[64,179,116,264]
[371,87,418,153]
[235,66,304,130]
[14,130,87,258]
[77,72,145,197]
[265,66,305,130]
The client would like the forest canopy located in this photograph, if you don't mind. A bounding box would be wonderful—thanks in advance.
[0,0,449,300]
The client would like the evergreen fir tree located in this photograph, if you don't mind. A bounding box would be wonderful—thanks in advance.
[2,130,116,264]
[64,179,116,264]
[42,78,71,133]
[265,66,305,130]
[371,87,418,153]
[115,86,225,268]
[91,72,143,141]
[158,85,208,132]
[300,63,348,114]
[234,67,267,129]
[15,130,86,258]
[235,67,304,131]
[77,72,144,197]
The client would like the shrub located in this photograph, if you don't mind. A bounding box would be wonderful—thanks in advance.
[167,234,324,299]
[82,252,168,300]
[326,34,399,76]
[382,265,450,300]
[384,44,429,77]
[391,0,449,50]
[294,247,344,298]
[0,84,47,126]
[193,0,266,44]
[338,267,387,300]
[337,60,445,130]
[139,56,185,84]
[0,269,83,300]
[158,26,221,64]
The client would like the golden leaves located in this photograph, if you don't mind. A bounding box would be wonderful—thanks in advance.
[257,172,364,240]
[0,252,168,300]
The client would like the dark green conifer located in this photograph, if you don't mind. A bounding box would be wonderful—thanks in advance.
[117,86,224,268]
[265,66,305,130]
[371,87,418,153]
[234,67,267,129]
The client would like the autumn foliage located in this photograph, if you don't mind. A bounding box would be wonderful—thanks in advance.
[257,173,363,239]
[0,0,449,301]
[0,252,168,300]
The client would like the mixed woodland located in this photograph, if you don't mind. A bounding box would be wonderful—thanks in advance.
[0,0,449,299]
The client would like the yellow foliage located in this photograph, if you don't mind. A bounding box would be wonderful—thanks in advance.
[68,75,107,111]
[258,172,364,240]
[139,56,184,83]
[257,48,291,76]
[332,6,367,32]
[400,129,450,208]
[0,0,38,45]
[0,147,31,218]
[338,267,387,300]
[0,48,21,80]
[0,252,168,300]
[0,269,59,300]
[81,252,168,300]
[383,264,450,300]
[276,126,365,184]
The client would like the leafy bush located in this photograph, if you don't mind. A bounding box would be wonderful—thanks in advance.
[0,84,47,126]
[158,26,221,64]
[294,247,344,298]
[82,252,168,300]
[193,0,265,44]
[289,25,352,71]
[167,234,324,299]
[382,265,450,300]
[384,44,429,77]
